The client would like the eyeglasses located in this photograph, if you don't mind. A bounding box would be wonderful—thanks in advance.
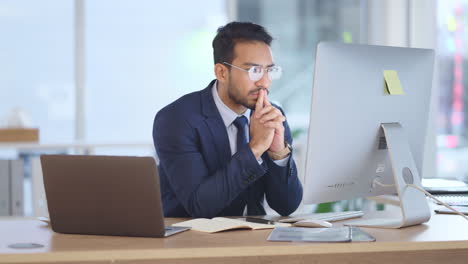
[223,62,282,82]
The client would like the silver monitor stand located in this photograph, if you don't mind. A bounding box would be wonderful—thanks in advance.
[345,123,431,228]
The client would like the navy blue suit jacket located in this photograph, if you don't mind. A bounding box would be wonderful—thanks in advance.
[153,80,303,218]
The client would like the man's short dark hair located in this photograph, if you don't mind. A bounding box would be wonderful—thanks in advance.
[212,21,273,65]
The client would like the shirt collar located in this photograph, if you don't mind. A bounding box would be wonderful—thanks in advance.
[212,81,251,128]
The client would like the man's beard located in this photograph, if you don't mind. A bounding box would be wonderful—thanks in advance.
[227,79,265,110]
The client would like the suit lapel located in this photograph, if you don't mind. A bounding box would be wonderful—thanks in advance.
[200,80,232,164]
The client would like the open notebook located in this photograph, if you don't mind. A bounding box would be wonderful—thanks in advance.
[172,217,290,233]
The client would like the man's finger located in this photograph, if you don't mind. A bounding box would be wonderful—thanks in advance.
[265,120,285,134]
[276,115,286,123]
[264,90,272,106]
[257,105,274,117]
[255,89,264,115]
[264,121,282,131]
[260,109,283,123]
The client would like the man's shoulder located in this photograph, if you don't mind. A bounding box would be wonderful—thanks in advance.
[153,90,204,137]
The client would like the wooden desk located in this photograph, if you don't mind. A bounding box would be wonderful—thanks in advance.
[1,214,468,264]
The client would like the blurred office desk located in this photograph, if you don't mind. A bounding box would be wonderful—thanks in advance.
[1,214,467,264]
[0,141,154,155]
[0,142,154,217]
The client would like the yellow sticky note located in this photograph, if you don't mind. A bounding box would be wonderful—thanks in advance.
[384,70,404,95]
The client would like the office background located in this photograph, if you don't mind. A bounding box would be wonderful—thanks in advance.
[1,0,467,214]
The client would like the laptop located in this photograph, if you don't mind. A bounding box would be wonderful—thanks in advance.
[40,155,190,237]
[422,178,468,194]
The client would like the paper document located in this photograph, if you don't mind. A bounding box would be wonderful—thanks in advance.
[172,217,290,233]
[267,226,351,242]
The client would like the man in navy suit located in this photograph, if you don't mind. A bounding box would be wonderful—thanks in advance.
[153,22,302,218]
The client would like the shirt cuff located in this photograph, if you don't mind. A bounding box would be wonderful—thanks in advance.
[272,154,290,167]
[257,157,264,165]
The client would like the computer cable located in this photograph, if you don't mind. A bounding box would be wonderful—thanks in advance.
[372,180,468,221]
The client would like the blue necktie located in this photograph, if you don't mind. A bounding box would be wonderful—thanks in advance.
[233,116,248,150]
[233,116,265,216]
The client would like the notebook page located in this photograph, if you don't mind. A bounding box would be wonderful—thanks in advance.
[172,218,250,233]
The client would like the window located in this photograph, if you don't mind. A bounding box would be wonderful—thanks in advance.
[0,0,74,142]
[436,0,468,182]
[85,0,227,147]
[237,0,367,132]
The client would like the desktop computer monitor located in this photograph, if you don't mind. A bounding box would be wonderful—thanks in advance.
[303,42,435,228]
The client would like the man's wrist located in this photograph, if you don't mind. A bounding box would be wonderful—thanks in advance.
[249,143,264,160]
[267,142,292,160]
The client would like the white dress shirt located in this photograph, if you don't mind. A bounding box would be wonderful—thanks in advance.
[211,81,289,166]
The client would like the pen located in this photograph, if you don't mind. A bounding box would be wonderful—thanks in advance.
[244,217,276,225]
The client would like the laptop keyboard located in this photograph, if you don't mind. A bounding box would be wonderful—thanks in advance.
[278,210,364,223]
[432,194,468,206]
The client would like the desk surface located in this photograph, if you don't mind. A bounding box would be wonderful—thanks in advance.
[1,213,468,264]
